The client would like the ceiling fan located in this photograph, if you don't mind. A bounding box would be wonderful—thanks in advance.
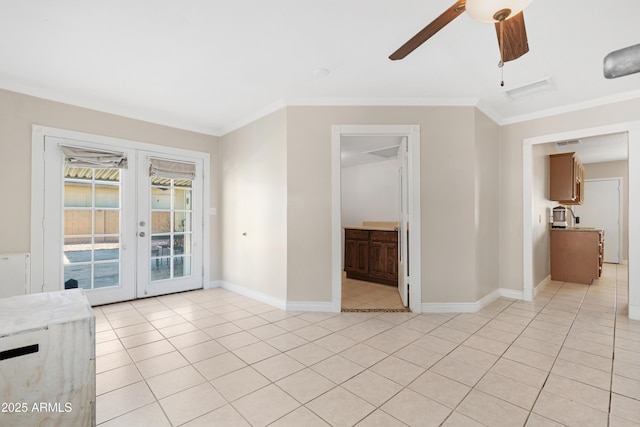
[389,0,534,64]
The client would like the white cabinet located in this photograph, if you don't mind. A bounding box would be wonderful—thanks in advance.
[0,290,95,427]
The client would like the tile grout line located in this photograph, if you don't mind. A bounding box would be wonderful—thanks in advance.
[445,283,567,426]
[524,281,595,426]
[93,270,633,427]
[607,265,621,427]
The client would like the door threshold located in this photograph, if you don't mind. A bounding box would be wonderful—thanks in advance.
[341,307,411,313]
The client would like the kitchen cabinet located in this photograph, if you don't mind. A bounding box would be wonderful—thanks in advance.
[551,229,604,284]
[550,152,585,204]
[344,229,369,275]
[344,227,398,286]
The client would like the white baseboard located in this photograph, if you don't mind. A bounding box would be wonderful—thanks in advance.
[208,281,530,315]
[533,275,551,298]
[205,280,222,289]
[214,280,287,311]
[286,301,338,312]
[207,280,339,312]
[421,288,523,313]
[499,288,524,300]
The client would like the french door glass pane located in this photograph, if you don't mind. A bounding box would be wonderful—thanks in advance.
[150,177,193,282]
[63,167,121,290]
[64,210,92,234]
[95,263,119,287]
[174,212,191,232]
[173,256,191,278]
[95,183,120,208]
[152,211,171,233]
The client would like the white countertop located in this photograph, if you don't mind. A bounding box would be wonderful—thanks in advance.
[551,227,603,233]
[344,225,398,231]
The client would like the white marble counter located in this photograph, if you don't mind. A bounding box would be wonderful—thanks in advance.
[344,225,398,232]
[551,227,603,233]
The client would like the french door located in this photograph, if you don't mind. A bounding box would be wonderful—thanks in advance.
[136,152,203,299]
[43,137,204,306]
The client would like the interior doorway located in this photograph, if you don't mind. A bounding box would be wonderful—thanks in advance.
[331,125,422,313]
[522,122,640,320]
[340,135,406,310]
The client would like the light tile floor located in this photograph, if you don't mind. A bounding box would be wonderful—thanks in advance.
[341,277,405,310]
[94,263,640,426]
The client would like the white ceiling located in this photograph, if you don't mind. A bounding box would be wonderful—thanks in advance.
[553,132,628,164]
[341,135,404,168]
[1,1,639,136]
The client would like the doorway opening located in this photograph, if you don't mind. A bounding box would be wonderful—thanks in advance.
[331,125,422,313]
[340,135,406,311]
[522,122,640,320]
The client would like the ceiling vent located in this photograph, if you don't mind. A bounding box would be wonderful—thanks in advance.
[503,77,555,101]
[556,139,580,147]
[364,145,400,159]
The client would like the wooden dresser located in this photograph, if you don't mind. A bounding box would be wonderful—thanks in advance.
[344,226,398,286]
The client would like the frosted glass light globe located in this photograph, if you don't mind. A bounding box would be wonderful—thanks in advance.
[465,0,534,23]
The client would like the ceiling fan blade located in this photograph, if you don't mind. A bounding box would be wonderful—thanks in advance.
[495,11,529,62]
[389,0,466,61]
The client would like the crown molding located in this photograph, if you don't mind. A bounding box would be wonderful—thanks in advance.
[218,96,481,136]
[500,89,640,125]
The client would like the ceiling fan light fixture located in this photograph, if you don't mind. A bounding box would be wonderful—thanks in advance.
[465,0,534,23]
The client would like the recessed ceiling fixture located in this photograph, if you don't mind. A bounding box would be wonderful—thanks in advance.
[313,68,330,78]
[556,140,580,147]
[503,77,555,101]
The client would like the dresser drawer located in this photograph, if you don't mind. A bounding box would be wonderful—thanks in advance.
[370,230,397,242]
[345,229,369,240]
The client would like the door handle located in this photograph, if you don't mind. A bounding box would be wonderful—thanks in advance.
[139,232,146,237]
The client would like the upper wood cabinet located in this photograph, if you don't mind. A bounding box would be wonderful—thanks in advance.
[550,152,585,204]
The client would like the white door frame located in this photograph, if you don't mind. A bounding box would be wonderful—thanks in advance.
[31,125,210,301]
[331,125,422,313]
[522,121,640,320]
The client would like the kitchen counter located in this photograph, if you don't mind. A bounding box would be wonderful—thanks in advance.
[551,227,604,233]
[344,225,397,232]
[344,221,399,232]
[551,228,604,284]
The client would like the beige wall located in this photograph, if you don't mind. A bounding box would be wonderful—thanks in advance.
[584,160,629,261]
[285,105,500,304]
[0,89,220,278]
[219,109,288,301]
[10,84,636,308]
[474,109,500,300]
[341,159,400,227]
[499,97,640,292]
